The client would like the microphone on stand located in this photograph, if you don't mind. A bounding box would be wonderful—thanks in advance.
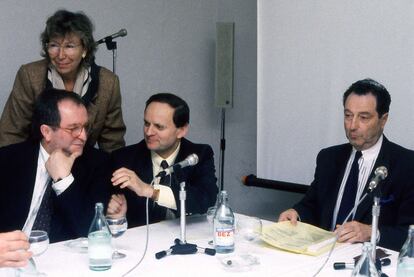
[368,166,388,191]
[96,28,127,44]
[319,166,389,276]
[156,154,199,177]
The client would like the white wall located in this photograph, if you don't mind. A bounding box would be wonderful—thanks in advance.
[258,1,414,186]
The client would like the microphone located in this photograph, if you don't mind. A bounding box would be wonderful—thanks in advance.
[96,28,127,44]
[368,166,388,191]
[156,154,199,177]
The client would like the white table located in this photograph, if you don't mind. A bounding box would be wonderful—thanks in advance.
[1,214,399,276]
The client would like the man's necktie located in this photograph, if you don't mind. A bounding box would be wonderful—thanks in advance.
[336,151,362,226]
[32,179,55,233]
[159,160,170,186]
[152,160,170,221]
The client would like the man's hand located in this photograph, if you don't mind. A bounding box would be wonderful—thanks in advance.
[334,221,371,243]
[0,231,32,268]
[106,194,127,218]
[45,149,77,182]
[278,208,299,225]
[111,167,153,198]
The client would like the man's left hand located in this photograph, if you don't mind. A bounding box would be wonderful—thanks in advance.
[334,221,372,243]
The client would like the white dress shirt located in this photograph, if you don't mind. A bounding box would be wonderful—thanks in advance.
[331,135,383,230]
[22,143,75,234]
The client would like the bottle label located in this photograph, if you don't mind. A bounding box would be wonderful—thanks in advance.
[215,227,234,246]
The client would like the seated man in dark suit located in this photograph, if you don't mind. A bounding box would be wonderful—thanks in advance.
[0,88,122,242]
[278,78,414,251]
[111,93,218,227]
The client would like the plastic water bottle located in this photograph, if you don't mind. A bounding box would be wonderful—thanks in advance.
[213,190,235,253]
[88,203,112,271]
[397,225,414,277]
[351,242,380,277]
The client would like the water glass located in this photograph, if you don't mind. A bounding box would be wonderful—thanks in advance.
[236,216,262,242]
[106,216,128,259]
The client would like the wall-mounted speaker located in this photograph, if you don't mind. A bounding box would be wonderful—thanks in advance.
[215,22,234,108]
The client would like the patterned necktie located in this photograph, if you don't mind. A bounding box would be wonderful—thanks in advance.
[336,151,362,226]
[159,160,170,186]
[152,160,170,221]
[32,179,55,233]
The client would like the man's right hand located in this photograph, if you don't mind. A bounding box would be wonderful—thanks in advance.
[278,208,299,225]
[0,231,32,268]
[45,149,77,182]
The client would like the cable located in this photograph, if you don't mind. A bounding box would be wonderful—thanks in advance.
[311,193,369,276]
[121,180,155,276]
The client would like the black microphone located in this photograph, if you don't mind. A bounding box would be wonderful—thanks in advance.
[368,166,388,191]
[96,28,127,44]
[156,154,199,177]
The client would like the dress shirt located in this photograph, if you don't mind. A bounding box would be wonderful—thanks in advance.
[22,143,75,234]
[331,135,383,230]
[151,143,181,210]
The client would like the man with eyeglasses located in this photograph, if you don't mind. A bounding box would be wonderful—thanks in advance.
[0,88,124,243]
[278,78,414,251]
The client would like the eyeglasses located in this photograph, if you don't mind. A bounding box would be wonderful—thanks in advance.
[55,124,90,138]
[47,42,82,55]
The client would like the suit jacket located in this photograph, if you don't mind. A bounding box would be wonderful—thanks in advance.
[0,140,113,242]
[294,136,414,251]
[111,138,218,227]
[0,59,126,152]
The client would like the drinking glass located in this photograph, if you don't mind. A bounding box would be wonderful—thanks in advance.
[106,216,128,259]
[206,206,217,245]
[16,230,49,276]
[236,216,262,242]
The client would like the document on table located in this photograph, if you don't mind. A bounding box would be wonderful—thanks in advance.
[261,221,337,256]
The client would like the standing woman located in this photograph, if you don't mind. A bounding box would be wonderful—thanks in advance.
[0,9,126,152]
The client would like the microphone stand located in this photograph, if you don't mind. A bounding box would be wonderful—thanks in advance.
[330,182,387,274]
[155,166,216,259]
[370,186,382,261]
[102,38,118,73]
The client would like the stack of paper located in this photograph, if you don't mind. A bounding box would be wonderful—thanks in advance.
[261,221,337,256]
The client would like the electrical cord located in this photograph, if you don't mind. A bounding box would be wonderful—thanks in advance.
[311,193,369,276]
[121,180,155,276]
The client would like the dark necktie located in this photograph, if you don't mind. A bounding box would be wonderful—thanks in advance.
[159,160,170,186]
[336,151,362,226]
[32,179,55,233]
[152,160,170,221]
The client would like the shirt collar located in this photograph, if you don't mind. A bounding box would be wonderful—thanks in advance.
[151,142,181,172]
[353,134,383,160]
[39,143,50,167]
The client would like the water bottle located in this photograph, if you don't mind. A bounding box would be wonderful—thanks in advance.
[88,203,112,271]
[213,190,235,253]
[351,242,380,277]
[397,225,414,276]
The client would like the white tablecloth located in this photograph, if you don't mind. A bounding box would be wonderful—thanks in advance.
[0,214,399,277]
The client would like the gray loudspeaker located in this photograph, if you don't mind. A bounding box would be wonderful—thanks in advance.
[215,22,234,108]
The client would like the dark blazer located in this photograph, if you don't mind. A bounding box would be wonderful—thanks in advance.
[294,136,414,251]
[111,138,218,227]
[0,140,112,242]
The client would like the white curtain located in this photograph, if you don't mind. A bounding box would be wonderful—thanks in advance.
[258,0,414,185]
